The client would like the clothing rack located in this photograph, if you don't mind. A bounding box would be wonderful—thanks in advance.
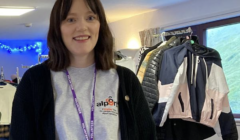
[0,67,20,83]
[164,27,192,36]
[38,55,49,64]
[0,66,5,81]
[16,67,20,84]
[21,65,33,69]
[22,55,49,69]
[0,67,6,85]
[164,27,193,41]
[152,27,193,41]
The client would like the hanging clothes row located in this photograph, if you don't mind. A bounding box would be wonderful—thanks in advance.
[0,67,18,140]
[136,28,238,140]
[0,82,16,139]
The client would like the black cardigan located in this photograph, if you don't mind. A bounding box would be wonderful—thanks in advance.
[10,63,156,140]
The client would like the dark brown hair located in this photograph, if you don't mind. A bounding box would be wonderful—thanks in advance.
[46,0,116,71]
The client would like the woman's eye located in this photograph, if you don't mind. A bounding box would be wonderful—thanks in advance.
[87,16,96,21]
[66,18,75,23]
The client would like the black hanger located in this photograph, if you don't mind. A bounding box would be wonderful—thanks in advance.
[191,35,199,44]
[178,35,207,53]
[188,38,208,54]
[180,35,199,44]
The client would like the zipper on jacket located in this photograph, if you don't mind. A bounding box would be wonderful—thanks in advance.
[178,92,184,112]
[191,54,194,84]
[210,99,214,119]
[194,56,199,87]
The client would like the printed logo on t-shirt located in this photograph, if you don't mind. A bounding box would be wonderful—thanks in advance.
[96,96,118,116]
[96,96,118,107]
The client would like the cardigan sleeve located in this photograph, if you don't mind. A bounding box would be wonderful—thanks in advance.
[131,69,157,140]
[10,69,36,140]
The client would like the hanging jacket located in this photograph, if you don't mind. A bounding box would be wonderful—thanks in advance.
[141,37,180,111]
[156,117,217,140]
[136,46,150,73]
[136,43,160,73]
[153,41,238,140]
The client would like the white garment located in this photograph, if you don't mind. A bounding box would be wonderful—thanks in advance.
[0,83,16,125]
[116,57,136,73]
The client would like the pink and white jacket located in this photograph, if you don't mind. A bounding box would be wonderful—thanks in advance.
[152,41,237,138]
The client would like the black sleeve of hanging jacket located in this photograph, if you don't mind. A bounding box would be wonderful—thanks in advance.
[219,110,238,140]
[10,69,36,139]
[124,67,157,140]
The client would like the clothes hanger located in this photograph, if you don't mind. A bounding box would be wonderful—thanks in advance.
[181,36,207,53]
[161,32,166,41]
[0,77,7,85]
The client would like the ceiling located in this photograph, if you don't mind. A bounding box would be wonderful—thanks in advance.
[0,0,189,40]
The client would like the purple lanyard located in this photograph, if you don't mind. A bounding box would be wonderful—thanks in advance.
[65,68,97,140]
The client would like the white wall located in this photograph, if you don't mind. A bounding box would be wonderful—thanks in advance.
[109,0,240,50]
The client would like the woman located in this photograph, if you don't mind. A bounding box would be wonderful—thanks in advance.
[10,0,156,139]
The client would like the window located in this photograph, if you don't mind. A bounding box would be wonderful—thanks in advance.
[206,23,240,115]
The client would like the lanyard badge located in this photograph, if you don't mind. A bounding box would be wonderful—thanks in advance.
[65,68,97,140]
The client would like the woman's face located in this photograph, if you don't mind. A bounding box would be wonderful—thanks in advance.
[61,0,100,59]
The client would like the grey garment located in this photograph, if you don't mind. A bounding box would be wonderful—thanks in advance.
[141,36,182,111]
[51,64,120,140]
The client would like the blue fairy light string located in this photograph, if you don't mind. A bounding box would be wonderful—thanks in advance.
[0,42,42,55]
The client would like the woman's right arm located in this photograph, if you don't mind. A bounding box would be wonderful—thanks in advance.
[10,70,36,140]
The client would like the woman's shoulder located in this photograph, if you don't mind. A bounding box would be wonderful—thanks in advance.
[116,65,135,75]
[116,65,139,83]
[26,63,48,72]
[18,63,51,90]
[23,63,50,79]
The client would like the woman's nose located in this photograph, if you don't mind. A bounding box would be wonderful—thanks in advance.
[76,19,87,32]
